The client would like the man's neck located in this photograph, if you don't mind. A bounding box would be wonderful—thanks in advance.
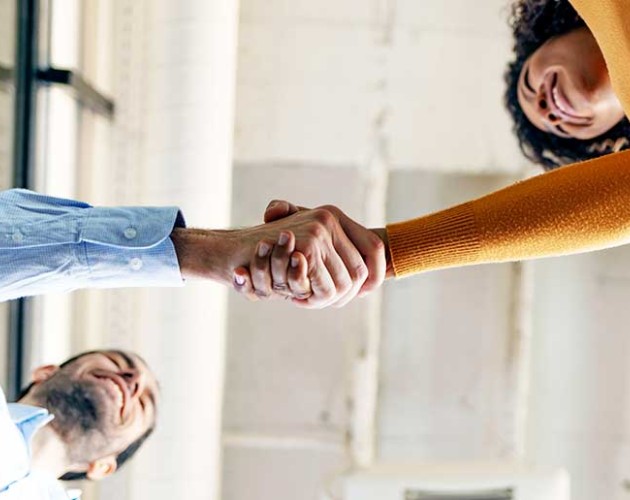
[17,396,74,479]
[30,425,72,478]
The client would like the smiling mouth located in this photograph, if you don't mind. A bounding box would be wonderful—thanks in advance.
[547,73,591,125]
[97,374,128,421]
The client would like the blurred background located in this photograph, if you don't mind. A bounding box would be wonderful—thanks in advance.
[1,0,630,499]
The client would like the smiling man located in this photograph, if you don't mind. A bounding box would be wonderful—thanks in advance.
[0,349,159,499]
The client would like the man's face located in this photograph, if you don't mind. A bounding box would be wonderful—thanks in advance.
[28,350,159,465]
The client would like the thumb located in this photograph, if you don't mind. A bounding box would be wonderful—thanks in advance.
[264,200,303,223]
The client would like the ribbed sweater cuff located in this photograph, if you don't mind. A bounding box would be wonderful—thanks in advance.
[386,203,481,277]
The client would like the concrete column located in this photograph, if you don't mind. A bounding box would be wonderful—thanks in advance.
[96,0,239,499]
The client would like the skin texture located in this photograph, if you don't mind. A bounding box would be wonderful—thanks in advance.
[19,350,158,480]
[233,201,392,307]
[171,206,386,309]
[518,26,624,140]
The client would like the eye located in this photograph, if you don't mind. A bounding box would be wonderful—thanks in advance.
[104,354,123,370]
[523,67,536,94]
[556,124,570,137]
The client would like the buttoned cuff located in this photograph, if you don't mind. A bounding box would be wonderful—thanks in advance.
[78,206,186,288]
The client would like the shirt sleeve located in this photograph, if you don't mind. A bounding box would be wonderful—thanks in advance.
[0,189,186,301]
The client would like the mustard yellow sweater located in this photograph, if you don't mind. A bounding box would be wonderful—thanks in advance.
[386,0,630,276]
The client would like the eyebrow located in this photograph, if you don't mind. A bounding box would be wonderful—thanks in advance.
[112,350,137,370]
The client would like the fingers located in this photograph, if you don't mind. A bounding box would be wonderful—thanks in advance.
[299,256,338,309]
[328,226,368,308]
[245,233,313,303]
[332,209,386,296]
[232,267,259,302]
[264,200,301,223]
[250,239,275,298]
[299,207,367,308]
[287,252,311,300]
[270,231,295,294]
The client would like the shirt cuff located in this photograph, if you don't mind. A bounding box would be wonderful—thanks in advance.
[79,206,186,289]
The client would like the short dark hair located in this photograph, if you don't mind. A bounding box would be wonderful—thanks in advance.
[19,350,156,482]
[504,0,630,170]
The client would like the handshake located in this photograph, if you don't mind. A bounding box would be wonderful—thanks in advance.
[171,200,392,309]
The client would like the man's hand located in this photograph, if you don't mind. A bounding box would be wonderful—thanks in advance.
[232,201,390,308]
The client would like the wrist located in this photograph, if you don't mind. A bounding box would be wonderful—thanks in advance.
[370,227,394,279]
[171,227,246,285]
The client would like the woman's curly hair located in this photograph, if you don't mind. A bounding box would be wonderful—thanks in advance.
[505,0,630,170]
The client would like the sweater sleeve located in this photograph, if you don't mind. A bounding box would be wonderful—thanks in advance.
[386,0,630,277]
[387,150,630,276]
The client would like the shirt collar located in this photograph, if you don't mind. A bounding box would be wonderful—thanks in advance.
[8,403,55,450]
[7,403,81,500]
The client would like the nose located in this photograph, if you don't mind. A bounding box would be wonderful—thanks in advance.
[120,368,146,399]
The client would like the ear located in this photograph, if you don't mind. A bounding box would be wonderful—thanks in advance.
[86,456,118,480]
[31,365,59,383]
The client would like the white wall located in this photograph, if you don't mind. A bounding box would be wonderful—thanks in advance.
[225,1,630,500]
[224,1,531,500]
[526,250,630,500]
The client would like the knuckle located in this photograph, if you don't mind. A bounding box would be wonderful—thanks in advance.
[272,282,288,292]
[306,222,327,240]
[370,234,386,254]
[350,263,368,281]
[338,280,352,296]
[323,286,337,300]
[313,208,335,226]
[319,204,339,216]
[267,199,283,208]
[254,289,270,298]
[271,252,288,265]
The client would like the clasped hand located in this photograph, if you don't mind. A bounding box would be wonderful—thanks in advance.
[232,200,388,308]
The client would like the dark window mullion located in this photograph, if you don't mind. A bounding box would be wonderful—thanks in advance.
[8,0,40,400]
[37,67,114,118]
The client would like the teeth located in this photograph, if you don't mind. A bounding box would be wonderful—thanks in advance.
[107,379,124,407]
[553,87,568,114]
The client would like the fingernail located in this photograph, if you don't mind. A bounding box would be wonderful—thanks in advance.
[278,232,289,246]
[258,242,271,258]
[291,256,299,268]
[234,274,245,286]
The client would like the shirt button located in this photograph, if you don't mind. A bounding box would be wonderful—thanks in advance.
[124,227,138,240]
[129,258,143,271]
[12,231,24,243]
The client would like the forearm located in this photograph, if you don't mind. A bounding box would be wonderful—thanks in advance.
[386,149,630,276]
[170,227,243,284]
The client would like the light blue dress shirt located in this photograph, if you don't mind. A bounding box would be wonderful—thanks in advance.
[0,189,185,301]
[0,387,80,499]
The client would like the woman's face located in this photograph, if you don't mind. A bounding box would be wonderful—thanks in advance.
[517,27,625,140]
